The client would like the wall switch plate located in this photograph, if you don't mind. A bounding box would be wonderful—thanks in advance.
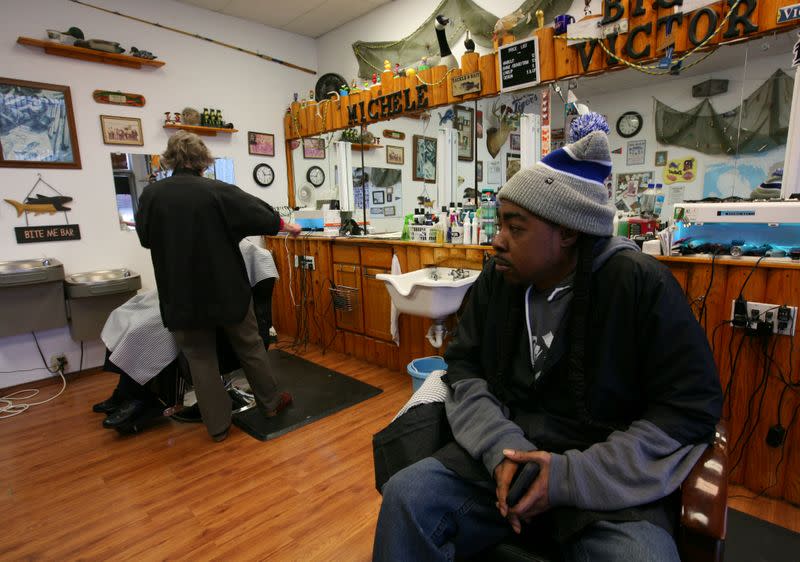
[730,300,797,336]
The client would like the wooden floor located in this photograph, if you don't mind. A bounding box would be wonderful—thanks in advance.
[2,340,799,561]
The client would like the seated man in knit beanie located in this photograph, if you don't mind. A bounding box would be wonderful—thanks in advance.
[372,124,722,561]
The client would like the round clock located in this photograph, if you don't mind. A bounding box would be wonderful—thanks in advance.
[616,111,643,138]
[253,163,274,187]
[307,165,325,187]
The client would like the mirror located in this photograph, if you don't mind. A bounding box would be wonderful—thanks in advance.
[111,153,235,230]
[288,36,794,230]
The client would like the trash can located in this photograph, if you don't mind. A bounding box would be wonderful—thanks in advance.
[407,356,448,392]
[65,268,141,341]
[0,258,67,337]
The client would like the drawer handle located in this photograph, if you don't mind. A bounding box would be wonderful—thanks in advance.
[364,273,379,279]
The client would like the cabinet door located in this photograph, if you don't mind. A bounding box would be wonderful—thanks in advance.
[362,267,393,342]
[333,263,364,333]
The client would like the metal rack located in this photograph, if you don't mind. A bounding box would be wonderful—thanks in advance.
[329,284,358,312]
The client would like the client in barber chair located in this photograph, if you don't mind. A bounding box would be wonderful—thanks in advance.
[135,130,300,442]
[93,239,279,433]
[372,119,723,561]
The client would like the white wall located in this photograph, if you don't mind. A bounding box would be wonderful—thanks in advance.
[0,0,316,386]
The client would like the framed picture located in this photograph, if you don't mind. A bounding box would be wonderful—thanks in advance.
[454,105,474,162]
[476,110,483,139]
[0,77,81,168]
[506,153,521,181]
[655,150,668,167]
[303,137,325,159]
[384,206,396,217]
[510,132,521,151]
[476,160,483,183]
[626,139,646,166]
[248,131,275,156]
[372,190,385,205]
[386,145,404,165]
[413,135,437,183]
[100,115,143,146]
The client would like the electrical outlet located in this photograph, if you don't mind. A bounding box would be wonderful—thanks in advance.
[293,255,315,270]
[50,354,68,371]
[730,300,797,336]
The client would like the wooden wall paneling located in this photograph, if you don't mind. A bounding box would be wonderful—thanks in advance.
[722,0,761,39]
[446,67,462,104]
[381,70,394,94]
[536,27,556,82]
[460,51,480,101]
[304,102,318,136]
[759,0,798,33]
[322,99,335,132]
[782,384,800,504]
[339,94,351,129]
[313,239,336,348]
[554,33,578,79]
[668,263,689,292]
[722,265,768,483]
[478,53,498,96]
[430,65,448,106]
[418,246,436,268]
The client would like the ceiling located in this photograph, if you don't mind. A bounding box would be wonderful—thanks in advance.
[175,0,392,38]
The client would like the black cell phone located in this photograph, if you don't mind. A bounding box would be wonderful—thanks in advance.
[506,462,540,507]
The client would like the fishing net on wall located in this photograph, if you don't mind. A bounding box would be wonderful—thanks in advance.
[351,0,572,78]
[655,69,794,155]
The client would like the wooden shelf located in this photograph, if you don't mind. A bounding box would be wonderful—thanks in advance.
[18,37,165,69]
[163,123,238,137]
[350,144,383,150]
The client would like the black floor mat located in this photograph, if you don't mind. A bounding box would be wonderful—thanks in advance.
[725,508,800,562]
[232,349,382,441]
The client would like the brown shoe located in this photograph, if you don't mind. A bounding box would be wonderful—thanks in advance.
[265,392,293,417]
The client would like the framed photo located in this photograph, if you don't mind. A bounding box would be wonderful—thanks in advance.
[386,145,404,165]
[413,135,437,183]
[100,115,143,146]
[303,137,325,159]
[476,110,483,139]
[655,150,668,167]
[372,190,385,205]
[248,131,275,156]
[454,105,474,162]
[384,206,396,217]
[506,153,521,181]
[626,139,646,166]
[0,77,81,168]
[476,160,483,183]
[510,132,521,151]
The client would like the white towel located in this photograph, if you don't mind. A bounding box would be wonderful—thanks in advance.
[390,254,402,345]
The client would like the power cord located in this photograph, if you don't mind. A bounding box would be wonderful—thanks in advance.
[0,333,68,419]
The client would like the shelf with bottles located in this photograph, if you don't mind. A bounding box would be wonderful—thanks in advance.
[163,123,238,136]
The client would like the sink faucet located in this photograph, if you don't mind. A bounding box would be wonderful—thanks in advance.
[449,267,468,280]
[41,258,50,266]
[428,267,440,281]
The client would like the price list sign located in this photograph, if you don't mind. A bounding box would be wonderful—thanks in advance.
[498,37,541,93]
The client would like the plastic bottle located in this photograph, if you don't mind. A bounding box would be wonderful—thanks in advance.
[479,188,497,245]
[463,214,472,245]
[653,183,665,218]
[469,211,478,245]
[640,183,656,217]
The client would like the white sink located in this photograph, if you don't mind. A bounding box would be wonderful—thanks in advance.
[376,267,480,321]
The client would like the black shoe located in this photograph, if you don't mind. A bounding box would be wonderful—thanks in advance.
[211,427,230,442]
[92,390,124,414]
[103,399,147,429]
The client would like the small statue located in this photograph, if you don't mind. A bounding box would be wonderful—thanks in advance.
[584,0,592,16]
[464,31,475,53]
[394,63,400,76]
[536,9,544,29]
[406,67,417,79]
[418,56,430,71]
[372,72,377,84]
[173,112,181,124]
[293,92,299,103]
[308,89,315,101]
[384,59,391,71]
[164,112,173,125]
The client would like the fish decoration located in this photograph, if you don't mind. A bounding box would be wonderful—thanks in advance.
[4,195,73,216]
[439,108,455,126]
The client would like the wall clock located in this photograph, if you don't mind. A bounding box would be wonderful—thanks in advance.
[307,165,325,187]
[253,163,274,187]
[616,111,643,138]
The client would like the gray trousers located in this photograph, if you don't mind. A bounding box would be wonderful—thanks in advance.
[172,299,282,437]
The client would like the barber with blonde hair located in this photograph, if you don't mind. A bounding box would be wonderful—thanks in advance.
[136,131,300,442]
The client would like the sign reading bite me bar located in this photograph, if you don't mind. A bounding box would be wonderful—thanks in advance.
[15,225,81,243]
[498,36,540,93]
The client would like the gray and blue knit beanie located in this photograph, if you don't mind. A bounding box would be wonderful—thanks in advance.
[497,127,615,236]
